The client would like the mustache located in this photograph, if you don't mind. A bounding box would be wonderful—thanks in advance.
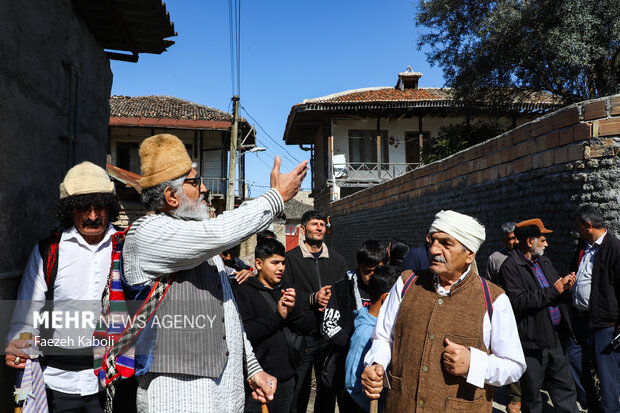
[431,255,446,263]
[82,218,103,228]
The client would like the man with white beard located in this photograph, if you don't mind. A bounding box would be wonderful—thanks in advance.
[499,218,579,413]
[120,134,308,412]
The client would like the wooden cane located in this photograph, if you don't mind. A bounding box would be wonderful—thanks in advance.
[369,399,379,413]
[14,333,33,413]
[261,403,269,413]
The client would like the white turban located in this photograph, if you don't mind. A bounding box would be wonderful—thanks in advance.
[428,210,485,253]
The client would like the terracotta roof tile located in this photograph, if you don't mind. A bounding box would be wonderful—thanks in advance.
[304,87,445,103]
[110,95,234,122]
[301,87,557,106]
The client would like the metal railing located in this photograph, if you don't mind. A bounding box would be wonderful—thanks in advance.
[332,162,420,184]
[203,177,247,198]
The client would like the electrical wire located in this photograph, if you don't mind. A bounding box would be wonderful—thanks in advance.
[240,105,303,164]
[228,0,241,96]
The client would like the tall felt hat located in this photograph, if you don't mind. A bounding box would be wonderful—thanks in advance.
[139,134,192,189]
[59,161,114,199]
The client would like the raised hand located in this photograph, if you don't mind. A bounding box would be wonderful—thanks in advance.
[270,156,308,202]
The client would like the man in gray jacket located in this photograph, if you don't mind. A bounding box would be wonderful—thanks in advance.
[122,134,307,412]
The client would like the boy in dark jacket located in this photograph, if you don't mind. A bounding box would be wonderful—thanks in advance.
[234,238,315,413]
[320,240,387,411]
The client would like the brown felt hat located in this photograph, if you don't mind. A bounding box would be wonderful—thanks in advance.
[516,218,553,234]
[139,134,192,189]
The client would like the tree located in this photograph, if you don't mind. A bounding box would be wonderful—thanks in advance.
[421,120,507,164]
[416,0,620,104]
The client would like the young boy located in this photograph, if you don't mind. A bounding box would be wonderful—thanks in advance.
[320,240,387,411]
[345,265,400,412]
[233,238,315,413]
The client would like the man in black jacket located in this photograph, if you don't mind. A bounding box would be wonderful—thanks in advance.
[234,238,315,413]
[568,205,620,413]
[499,218,578,413]
[283,210,347,413]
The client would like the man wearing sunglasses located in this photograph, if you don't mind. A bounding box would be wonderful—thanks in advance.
[121,134,308,413]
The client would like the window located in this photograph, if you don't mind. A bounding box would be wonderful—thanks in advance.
[348,130,389,168]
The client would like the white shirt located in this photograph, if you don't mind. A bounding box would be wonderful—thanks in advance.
[8,225,116,395]
[364,268,526,388]
[573,231,606,311]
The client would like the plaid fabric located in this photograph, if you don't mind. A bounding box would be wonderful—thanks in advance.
[529,259,561,326]
[93,227,175,413]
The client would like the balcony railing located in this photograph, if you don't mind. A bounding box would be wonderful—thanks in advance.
[331,162,420,186]
[204,177,247,198]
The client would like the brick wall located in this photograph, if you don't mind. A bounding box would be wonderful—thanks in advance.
[328,95,620,275]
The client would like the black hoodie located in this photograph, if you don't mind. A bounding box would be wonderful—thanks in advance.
[233,277,316,380]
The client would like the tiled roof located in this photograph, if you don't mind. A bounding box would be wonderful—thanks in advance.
[300,87,558,106]
[110,95,234,122]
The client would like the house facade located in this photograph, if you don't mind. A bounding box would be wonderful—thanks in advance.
[283,68,561,210]
[108,95,256,212]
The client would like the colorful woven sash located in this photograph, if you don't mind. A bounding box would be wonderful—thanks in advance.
[92,228,175,413]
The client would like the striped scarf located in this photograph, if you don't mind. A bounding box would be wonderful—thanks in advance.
[93,228,175,413]
[16,359,48,413]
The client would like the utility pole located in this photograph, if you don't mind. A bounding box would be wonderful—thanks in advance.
[226,95,240,210]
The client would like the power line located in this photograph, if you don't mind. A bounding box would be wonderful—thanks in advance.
[228,0,241,96]
[255,141,298,169]
[240,105,303,165]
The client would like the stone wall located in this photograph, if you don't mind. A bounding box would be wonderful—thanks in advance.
[0,0,111,279]
[328,95,620,276]
[0,0,112,408]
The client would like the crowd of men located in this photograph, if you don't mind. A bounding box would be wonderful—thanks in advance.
[4,132,619,413]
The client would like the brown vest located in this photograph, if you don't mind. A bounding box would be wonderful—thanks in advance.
[384,269,503,413]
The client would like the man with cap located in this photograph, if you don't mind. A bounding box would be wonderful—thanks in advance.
[6,161,123,412]
[361,210,525,413]
[121,134,307,412]
[499,218,578,413]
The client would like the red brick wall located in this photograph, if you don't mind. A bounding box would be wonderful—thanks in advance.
[330,95,620,216]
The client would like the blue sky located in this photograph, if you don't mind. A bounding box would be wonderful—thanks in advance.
[110,0,445,196]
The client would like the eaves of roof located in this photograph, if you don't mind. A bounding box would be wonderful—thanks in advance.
[107,163,141,193]
[110,117,232,131]
[72,0,176,62]
[283,88,562,144]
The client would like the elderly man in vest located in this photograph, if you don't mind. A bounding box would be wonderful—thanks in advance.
[121,134,307,412]
[361,210,525,413]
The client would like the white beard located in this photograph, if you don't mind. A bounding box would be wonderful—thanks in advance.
[170,192,211,221]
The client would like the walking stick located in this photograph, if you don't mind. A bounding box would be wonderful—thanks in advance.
[14,332,32,413]
[261,403,269,413]
[369,399,379,413]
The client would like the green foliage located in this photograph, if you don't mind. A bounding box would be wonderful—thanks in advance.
[421,121,507,163]
[416,0,620,104]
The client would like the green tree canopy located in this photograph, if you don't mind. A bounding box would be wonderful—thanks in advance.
[417,0,620,104]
